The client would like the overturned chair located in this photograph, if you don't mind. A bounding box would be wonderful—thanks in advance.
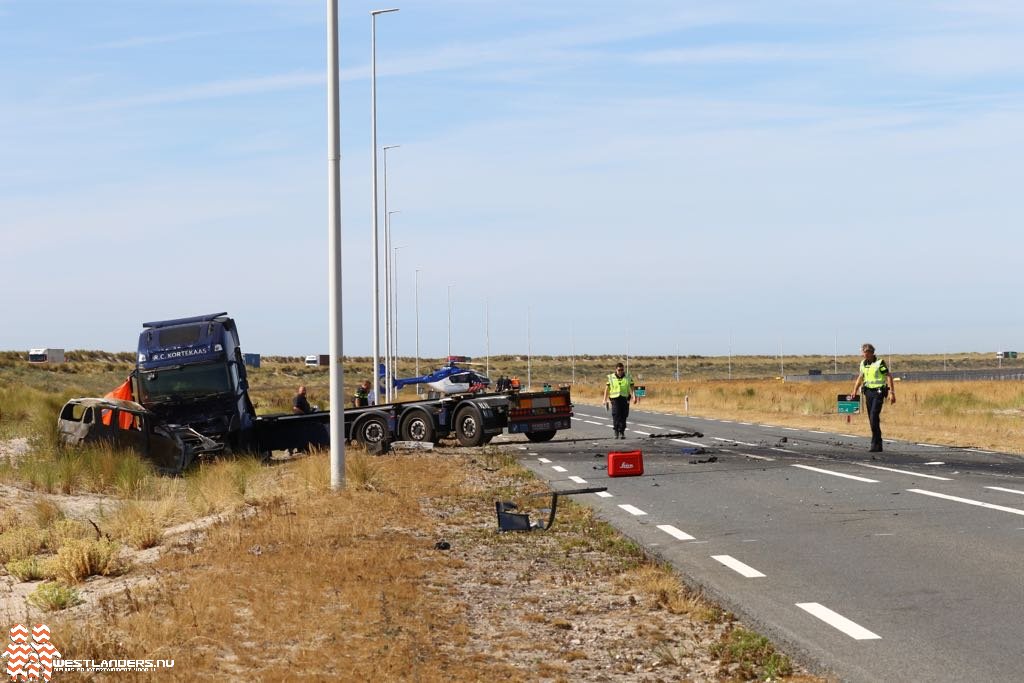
[495,486,608,532]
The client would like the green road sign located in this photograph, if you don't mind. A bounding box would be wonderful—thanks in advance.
[837,394,860,414]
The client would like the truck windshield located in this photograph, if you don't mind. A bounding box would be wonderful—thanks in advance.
[138,364,231,403]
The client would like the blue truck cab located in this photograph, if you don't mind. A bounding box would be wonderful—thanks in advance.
[135,312,257,451]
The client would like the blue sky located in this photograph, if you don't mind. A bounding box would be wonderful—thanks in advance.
[2,1,1024,358]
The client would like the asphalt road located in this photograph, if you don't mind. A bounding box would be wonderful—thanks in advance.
[493,404,1024,683]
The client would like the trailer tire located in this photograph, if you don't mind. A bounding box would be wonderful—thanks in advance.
[454,407,485,447]
[400,411,435,443]
[355,415,389,446]
[525,430,556,443]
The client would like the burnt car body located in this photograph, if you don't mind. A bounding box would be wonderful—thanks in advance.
[57,397,222,474]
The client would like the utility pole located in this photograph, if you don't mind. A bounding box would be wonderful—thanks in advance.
[327,0,345,489]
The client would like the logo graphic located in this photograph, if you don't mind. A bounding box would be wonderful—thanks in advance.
[2,624,61,681]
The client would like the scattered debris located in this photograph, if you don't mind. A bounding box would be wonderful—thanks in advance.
[496,487,608,532]
[392,440,434,450]
[434,540,451,551]
[647,431,704,439]
[688,456,718,464]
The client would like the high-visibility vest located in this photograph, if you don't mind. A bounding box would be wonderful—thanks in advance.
[860,358,887,389]
[607,373,632,398]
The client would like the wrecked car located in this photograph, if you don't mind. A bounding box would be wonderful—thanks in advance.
[57,397,222,474]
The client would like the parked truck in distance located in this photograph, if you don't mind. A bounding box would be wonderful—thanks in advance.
[28,348,64,364]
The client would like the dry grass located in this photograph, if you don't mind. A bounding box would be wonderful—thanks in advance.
[48,538,126,584]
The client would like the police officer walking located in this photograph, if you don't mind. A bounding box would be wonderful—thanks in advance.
[602,362,637,439]
[848,343,896,452]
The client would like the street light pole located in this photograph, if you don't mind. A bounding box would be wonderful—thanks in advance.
[384,209,400,401]
[447,284,454,357]
[327,0,345,489]
[393,243,407,386]
[415,267,421,394]
[382,144,399,400]
[370,7,399,406]
[485,298,490,379]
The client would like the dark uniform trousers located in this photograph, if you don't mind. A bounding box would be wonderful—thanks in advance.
[610,396,630,435]
[863,387,887,450]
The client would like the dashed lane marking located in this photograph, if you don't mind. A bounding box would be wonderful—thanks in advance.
[672,438,705,447]
[738,452,775,461]
[771,448,799,454]
[569,476,587,484]
[791,464,878,483]
[987,486,1024,496]
[796,603,881,640]
[859,464,951,481]
[657,525,695,541]
[618,504,647,516]
[783,427,799,431]
[632,430,651,435]
[909,489,1024,517]
[537,457,551,464]
[966,448,995,454]
[712,555,765,578]
[584,420,604,426]
[924,461,945,465]
[595,491,614,498]
[551,466,567,473]
[916,443,943,448]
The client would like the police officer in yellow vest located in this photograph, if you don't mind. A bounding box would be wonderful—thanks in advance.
[602,362,636,439]
[848,343,896,452]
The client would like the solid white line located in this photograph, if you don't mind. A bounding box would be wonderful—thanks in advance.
[595,491,613,498]
[916,443,942,448]
[738,453,775,461]
[987,486,1024,496]
[672,438,705,447]
[657,524,695,541]
[859,464,951,481]
[771,448,799,454]
[569,475,587,484]
[910,489,1024,516]
[537,457,551,464]
[792,464,878,483]
[712,555,765,578]
[618,504,647,516]
[796,603,881,640]
[551,465,567,473]
[632,430,651,436]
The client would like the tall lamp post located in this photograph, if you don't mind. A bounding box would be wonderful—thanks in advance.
[370,7,399,405]
[327,0,345,488]
[415,267,421,394]
[384,209,400,401]
[393,243,407,386]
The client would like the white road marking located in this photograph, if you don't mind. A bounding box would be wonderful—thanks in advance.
[839,434,859,439]
[966,448,994,454]
[859,464,951,481]
[796,603,881,640]
[672,438,705,447]
[711,437,734,442]
[771,448,799,454]
[792,464,878,483]
[595,491,614,498]
[657,524,695,541]
[909,489,1024,517]
[537,457,551,464]
[738,421,753,425]
[584,420,604,426]
[569,476,587,484]
[739,452,775,461]
[783,427,799,431]
[916,443,942,448]
[712,555,765,578]
[987,486,1024,496]
[618,504,647,516]
[632,430,651,436]
[638,423,660,429]
[528,452,538,456]
[719,419,734,423]
[809,430,827,434]
[924,461,945,465]
[551,465,567,473]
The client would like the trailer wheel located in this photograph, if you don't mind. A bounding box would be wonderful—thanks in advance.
[356,416,388,446]
[455,407,485,447]
[400,411,435,442]
[525,430,556,443]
